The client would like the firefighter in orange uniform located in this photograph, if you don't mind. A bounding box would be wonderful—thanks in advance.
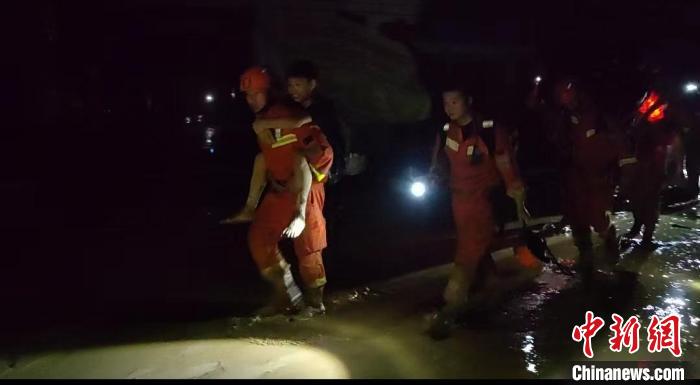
[239,66,333,317]
[549,79,621,279]
[427,87,529,338]
[622,90,683,249]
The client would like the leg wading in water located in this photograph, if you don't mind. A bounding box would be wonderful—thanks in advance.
[627,176,663,249]
[238,66,334,318]
[566,184,619,286]
[426,88,529,339]
[429,194,498,339]
[623,90,684,250]
[248,162,330,318]
[248,153,321,316]
[548,79,622,282]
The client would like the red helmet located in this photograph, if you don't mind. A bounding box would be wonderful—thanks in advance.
[240,66,271,93]
[553,79,577,108]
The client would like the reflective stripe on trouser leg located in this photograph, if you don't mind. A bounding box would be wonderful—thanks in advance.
[260,258,303,306]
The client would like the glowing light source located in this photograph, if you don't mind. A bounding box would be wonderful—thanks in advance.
[534,76,542,84]
[685,82,698,93]
[410,181,426,198]
[205,93,214,103]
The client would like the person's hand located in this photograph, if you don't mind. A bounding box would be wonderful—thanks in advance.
[283,213,306,238]
[428,164,447,188]
[427,170,439,189]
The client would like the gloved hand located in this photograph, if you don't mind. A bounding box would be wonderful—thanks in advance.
[508,187,531,225]
[427,164,445,188]
[283,212,306,238]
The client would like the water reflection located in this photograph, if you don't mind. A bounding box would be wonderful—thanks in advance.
[520,333,539,374]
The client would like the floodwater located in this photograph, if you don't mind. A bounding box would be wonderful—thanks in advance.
[1,209,698,379]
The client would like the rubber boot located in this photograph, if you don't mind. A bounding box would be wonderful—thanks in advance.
[297,285,326,319]
[256,260,304,317]
[640,222,657,250]
[470,254,497,292]
[428,266,471,340]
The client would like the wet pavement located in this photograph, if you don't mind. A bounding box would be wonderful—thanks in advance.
[1,208,698,379]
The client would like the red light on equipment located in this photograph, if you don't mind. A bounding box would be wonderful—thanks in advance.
[638,91,660,114]
[646,103,667,123]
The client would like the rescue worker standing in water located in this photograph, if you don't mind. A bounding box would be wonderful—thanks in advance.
[238,66,334,317]
[622,90,683,249]
[547,79,622,280]
[426,87,529,339]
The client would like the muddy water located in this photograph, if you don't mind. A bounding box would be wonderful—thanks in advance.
[1,210,698,379]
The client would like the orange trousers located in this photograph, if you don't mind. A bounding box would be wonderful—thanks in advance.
[451,190,496,276]
[248,183,327,288]
[628,164,664,230]
[563,173,613,234]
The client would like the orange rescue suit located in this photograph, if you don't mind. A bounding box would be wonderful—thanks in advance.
[440,118,523,269]
[627,124,681,228]
[554,107,620,234]
[248,103,334,289]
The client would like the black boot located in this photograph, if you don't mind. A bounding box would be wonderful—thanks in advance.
[297,285,326,319]
[640,222,657,250]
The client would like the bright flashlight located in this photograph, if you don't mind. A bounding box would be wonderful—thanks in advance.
[534,76,542,84]
[685,82,698,93]
[205,93,215,103]
[410,181,427,198]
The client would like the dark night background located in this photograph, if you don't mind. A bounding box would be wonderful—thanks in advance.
[2,0,699,344]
